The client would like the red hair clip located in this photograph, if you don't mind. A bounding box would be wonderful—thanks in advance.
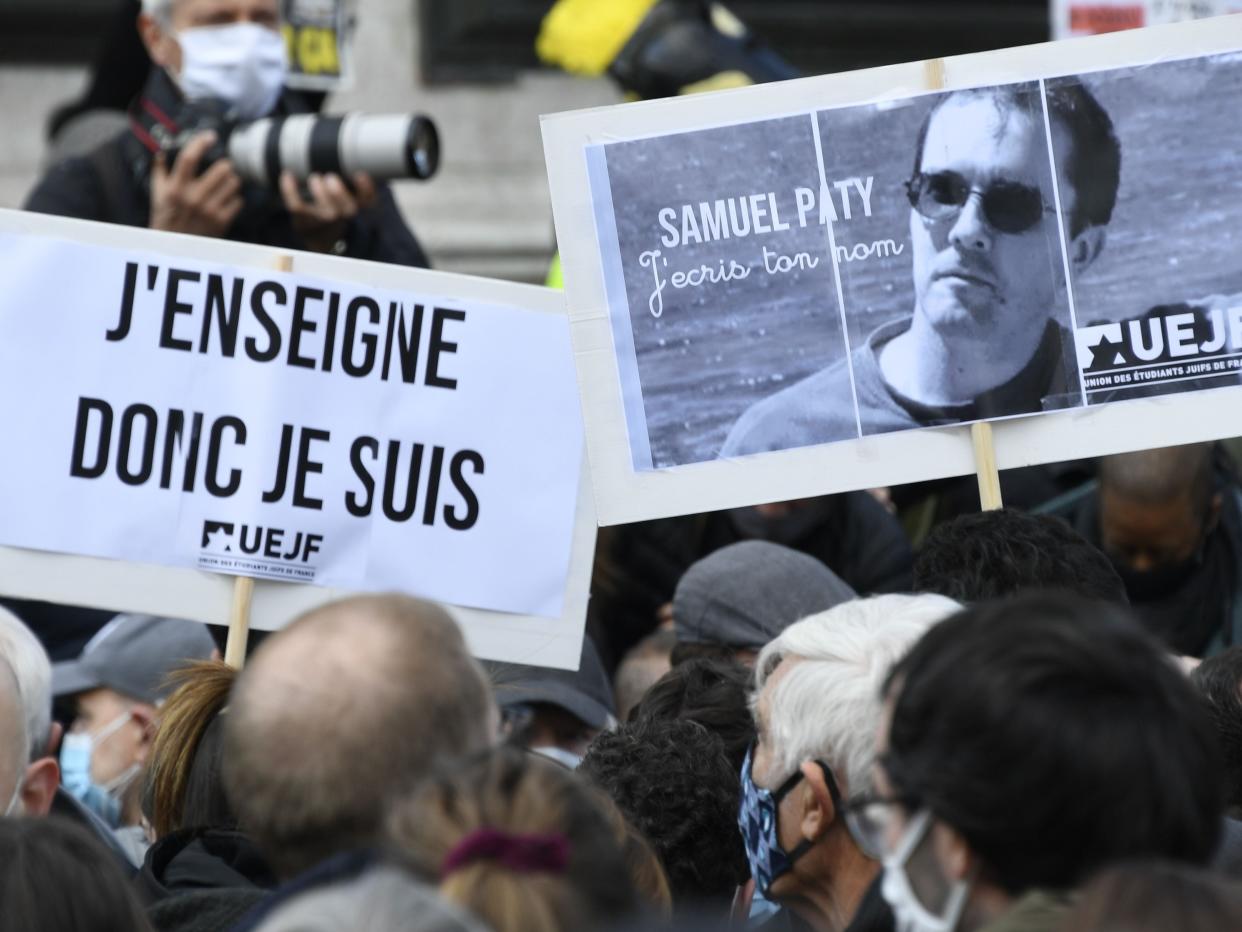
[440,829,571,879]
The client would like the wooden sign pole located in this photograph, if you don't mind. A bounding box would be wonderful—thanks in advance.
[971,422,1004,511]
[223,252,295,668]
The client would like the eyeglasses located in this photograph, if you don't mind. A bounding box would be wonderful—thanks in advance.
[905,170,1053,235]
[840,794,915,859]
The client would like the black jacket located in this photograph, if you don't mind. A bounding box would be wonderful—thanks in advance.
[137,828,275,932]
[25,69,429,269]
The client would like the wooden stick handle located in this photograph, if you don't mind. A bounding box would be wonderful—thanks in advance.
[222,251,295,668]
[971,421,1004,511]
[225,576,255,668]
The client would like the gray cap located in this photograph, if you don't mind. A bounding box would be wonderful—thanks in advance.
[673,541,857,649]
[487,637,615,730]
[52,613,216,704]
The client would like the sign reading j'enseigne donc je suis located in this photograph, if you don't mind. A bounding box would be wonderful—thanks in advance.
[0,217,584,622]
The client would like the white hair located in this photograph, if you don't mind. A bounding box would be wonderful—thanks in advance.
[754,594,961,797]
[0,608,52,761]
[141,0,175,21]
[0,653,27,789]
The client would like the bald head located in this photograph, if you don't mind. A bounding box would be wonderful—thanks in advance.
[1099,444,1216,512]
[223,594,494,877]
[0,656,26,811]
[1099,444,1221,576]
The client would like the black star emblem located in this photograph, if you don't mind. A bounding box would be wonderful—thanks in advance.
[1087,332,1127,371]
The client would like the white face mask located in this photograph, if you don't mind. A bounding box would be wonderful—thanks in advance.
[173,22,287,121]
[880,810,972,932]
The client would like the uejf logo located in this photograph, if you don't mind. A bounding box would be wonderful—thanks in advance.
[202,520,236,551]
[199,519,324,581]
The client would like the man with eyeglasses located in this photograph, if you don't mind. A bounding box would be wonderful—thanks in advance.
[723,81,1120,453]
[736,593,959,931]
[864,593,1222,932]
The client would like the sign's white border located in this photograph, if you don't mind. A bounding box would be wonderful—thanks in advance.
[0,209,594,670]
[541,15,1242,526]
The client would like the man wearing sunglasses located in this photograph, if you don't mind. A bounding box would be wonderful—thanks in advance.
[723,81,1120,453]
[737,593,959,931]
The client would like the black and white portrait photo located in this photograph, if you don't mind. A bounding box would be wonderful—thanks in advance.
[587,51,1242,473]
[726,81,1088,452]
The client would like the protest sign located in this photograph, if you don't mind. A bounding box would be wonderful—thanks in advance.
[281,0,349,91]
[1052,0,1242,38]
[543,15,1242,525]
[0,209,592,669]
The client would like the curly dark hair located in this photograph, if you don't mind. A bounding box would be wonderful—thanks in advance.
[630,658,755,775]
[913,508,1127,606]
[1191,647,1242,810]
[580,718,748,907]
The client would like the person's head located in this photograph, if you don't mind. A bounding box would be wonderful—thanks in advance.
[0,816,154,931]
[1191,646,1242,812]
[138,0,285,120]
[1060,861,1242,932]
[53,614,216,828]
[491,637,616,768]
[913,509,1128,606]
[143,659,236,838]
[613,628,676,723]
[0,656,28,818]
[580,717,748,908]
[631,657,754,775]
[744,594,960,907]
[0,607,60,816]
[874,594,1223,932]
[252,864,488,932]
[389,746,639,932]
[907,82,1117,357]
[223,594,493,879]
[1097,443,1221,591]
[671,541,856,668]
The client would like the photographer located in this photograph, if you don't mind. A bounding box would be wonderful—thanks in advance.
[24,0,428,267]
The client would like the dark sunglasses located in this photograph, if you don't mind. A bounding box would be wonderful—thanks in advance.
[905,170,1052,235]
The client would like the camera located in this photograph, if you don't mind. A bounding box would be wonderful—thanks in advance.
[158,101,440,186]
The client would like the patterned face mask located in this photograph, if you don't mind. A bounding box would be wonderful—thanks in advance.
[737,744,816,896]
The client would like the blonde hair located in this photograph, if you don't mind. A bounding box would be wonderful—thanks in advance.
[389,748,638,932]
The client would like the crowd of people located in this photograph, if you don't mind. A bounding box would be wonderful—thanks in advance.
[8,0,1242,928]
[5,439,1242,931]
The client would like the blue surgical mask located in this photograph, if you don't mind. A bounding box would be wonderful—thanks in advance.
[59,713,140,828]
[737,745,815,896]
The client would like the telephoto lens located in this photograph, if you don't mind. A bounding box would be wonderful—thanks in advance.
[227,113,440,186]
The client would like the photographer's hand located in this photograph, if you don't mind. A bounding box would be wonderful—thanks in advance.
[150,132,244,238]
[279,170,378,254]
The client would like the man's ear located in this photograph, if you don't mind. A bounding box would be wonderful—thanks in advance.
[1205,491,1224,537]
[131,704,159,764]
[138,12,178,71]
[931,820,975,883]
[45,721,63,759]
[797,761,836,843]
[22,757,60,817]
[1068,225,1106,276]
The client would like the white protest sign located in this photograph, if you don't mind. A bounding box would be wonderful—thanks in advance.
[1051,0,1242,38]
[0,209,592,669]
[543,16,1242,526]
